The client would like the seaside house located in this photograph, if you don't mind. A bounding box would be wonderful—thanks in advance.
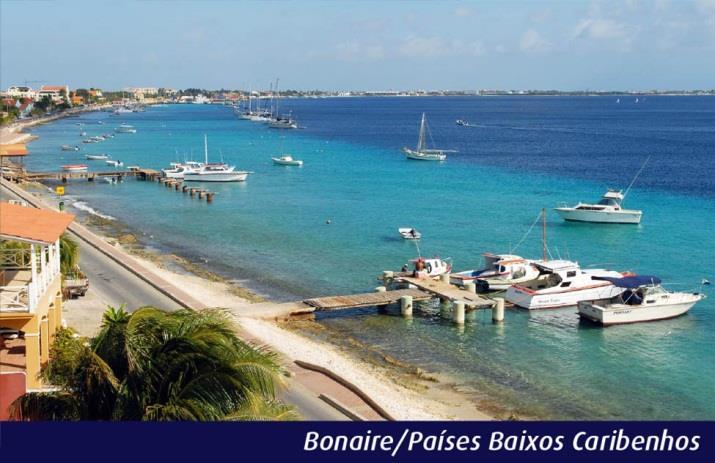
[0,201,75,419]
[6,86,38,101]
[38,85,70,104]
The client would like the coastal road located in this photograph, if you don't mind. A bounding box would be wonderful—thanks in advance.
[2,183,349,420]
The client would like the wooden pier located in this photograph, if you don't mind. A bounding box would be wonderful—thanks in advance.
[396,276,495,308]
[304,288,430,310]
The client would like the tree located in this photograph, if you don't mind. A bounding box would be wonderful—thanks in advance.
[9,306,296,421]
[59,233,79,276]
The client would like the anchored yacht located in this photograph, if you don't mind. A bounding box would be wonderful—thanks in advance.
[183,135,250,182]
[402,113,451,161]
[554,189,642,224]
[451,254,540,291]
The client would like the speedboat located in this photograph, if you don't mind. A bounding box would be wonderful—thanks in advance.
[272,155,303,166]
[505,260,629,309]
[402,113,451,161]
[82,138,97,144]
[183,135,250,182]
[85,154,109,160]
[62,164,88,172]
[115,124,137,133]
[401,257,452,279]
[161,161,202,179]
[105,160,123,167]
[554,189,642,224]
[398,228,421,240]
[61,145,79,151]
[451,253,540,291]
[578,276,706,325]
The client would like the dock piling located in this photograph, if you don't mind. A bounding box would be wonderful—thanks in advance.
[453,301,465,325]
[492,298,505,323]
[400,295,413,318]
[440,273,450,284]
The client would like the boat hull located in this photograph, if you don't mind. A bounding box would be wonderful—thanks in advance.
[554,208,642,224]
[578,296,703,325]
[184,172,249,182]
[506,282,624,310]
[402,148,446,161]
[272,158,303,166]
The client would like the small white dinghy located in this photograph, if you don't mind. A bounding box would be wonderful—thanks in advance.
[62,164,88,172]
[61,145,79,151]
[398,228,421,240]
[86,154,109,160]
[578,275,706,326]
[105,160,123,167]
[272,155,303,166]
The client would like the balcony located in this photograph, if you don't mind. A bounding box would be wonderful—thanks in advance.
[0,244,60,315]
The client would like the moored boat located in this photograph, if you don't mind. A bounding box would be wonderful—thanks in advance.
[505,260,629,309]
[451,253,540,291]
[182,135,250,182]
[272,155,303,166]
[85,154,109,160]
[402,113,451,161]
[398,228,421,240]
[61,145,79,151]
[62,164,88,172]
[554,189,642,224]
[578,276,706,325]
[115,124,137,133]
[105,159,123,167]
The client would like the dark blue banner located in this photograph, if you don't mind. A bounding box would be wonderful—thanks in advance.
[1,421,713,462]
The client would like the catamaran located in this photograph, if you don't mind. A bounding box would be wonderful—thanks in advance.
[402,113,452,161]
[554,157,649,224]
[183,135,250,182]
[577,276,706,325]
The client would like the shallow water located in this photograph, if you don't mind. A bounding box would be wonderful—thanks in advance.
[22,96,715,419]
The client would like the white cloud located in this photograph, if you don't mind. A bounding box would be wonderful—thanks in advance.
[398,36,486,58]
[519,29,552,53]
[572,18,635,40]
[335,42,385,62]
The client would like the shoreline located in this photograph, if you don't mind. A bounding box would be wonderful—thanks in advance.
[7,179,495,421]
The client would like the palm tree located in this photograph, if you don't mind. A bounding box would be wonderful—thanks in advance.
[59,233,79,276]
[10,306,297,421]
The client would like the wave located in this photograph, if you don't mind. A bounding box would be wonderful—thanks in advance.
[72,201,116,220]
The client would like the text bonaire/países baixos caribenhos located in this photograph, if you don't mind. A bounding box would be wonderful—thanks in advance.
[303,429,701,455]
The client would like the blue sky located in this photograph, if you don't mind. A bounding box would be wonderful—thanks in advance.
[1,0,714,90]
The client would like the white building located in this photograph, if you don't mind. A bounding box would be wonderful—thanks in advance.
[38,85,70,103]
[6,86,38,100]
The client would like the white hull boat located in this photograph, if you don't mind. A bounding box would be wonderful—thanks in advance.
[268,119,298,129]
[272,155,303,166]
[85,154,109,160]
[62,164,88,172]
[61,145,79,151]
[451,253,540,291]
[115,124,137,133]
[398,228,421,240]
[577,276,706,325]
[161,161,202,179]
[402,113,451,161]
[182,135,250,182]
[105,160,123,167]
[506,260,628,309]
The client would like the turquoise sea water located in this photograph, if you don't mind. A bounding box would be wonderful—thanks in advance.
[21,97,715,419]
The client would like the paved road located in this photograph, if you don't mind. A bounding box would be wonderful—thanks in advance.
[2,183,347,420]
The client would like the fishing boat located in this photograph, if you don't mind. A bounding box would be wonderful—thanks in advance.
[80,131,87,136]
[272,155,303,166]
[161,161,202,179]
[85,154,109,160]
[105,160,123,167]
[61,145,79,151]
[402,113,451,161]
[82,138,97,144]
[554,189,643,224]
[115,124,137,133]
[451,253,540,291]
[402,257,452,279]
[577,276,706,325]
[555,158,648,224]
[183,135,250,182]
[61,164,88,172]
[505,260,629,310]
[398,228,421,240]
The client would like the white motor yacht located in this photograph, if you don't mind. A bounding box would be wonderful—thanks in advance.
[578,276,706,325]
[554,189,642,224]
[451,253,540,291]
[272,155,303,166]
[161,161,202,179]
[183,135,250,182]
[505,260,629,309]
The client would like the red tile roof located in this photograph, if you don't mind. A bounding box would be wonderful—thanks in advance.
[0,144,28,156]
[0,202,74,243]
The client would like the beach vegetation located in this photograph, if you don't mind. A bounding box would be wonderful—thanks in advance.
[59,233,80,275]
[9,306,296,421]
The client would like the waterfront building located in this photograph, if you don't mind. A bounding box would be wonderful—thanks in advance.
[0,201,75,419]
[38,85,70,103]
[6,86,38,100]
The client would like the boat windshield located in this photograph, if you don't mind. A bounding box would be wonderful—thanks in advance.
[597,198,620,206]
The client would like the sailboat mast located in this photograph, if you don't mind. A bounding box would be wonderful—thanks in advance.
[204,134,208,165]
[542,208,547,261]
[417,113,426,151]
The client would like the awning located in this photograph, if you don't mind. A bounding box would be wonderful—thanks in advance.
[592,275,662,288]
[0,144,28,157]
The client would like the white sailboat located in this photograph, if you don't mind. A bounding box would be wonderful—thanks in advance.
[402,113,451,161]
[183,135,250,182]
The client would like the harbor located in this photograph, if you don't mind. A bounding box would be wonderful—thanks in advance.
[4,97,715,421]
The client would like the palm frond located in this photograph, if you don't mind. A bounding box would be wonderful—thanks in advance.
[8,392,81,421]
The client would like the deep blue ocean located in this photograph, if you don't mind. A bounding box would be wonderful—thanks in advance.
[22,96,715,419]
